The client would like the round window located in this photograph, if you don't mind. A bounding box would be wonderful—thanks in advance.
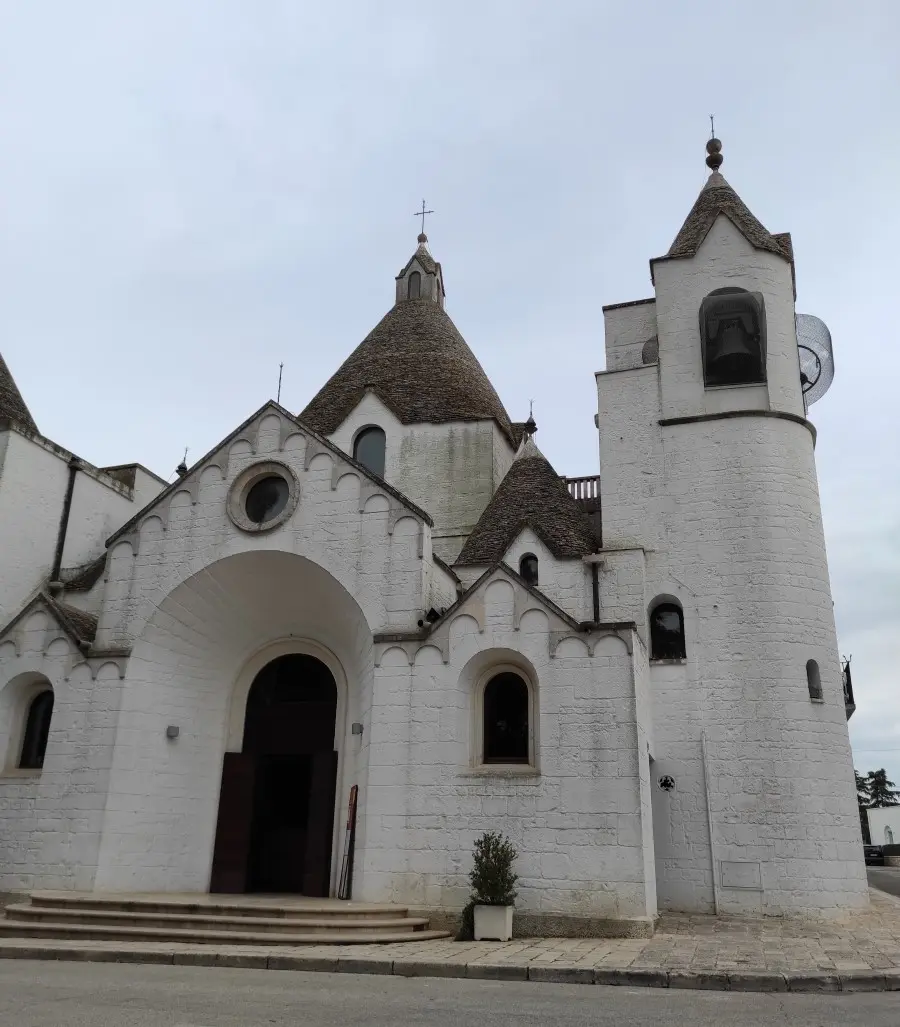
[245,475,290,524]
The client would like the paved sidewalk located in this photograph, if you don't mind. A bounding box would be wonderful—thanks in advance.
[2,888,900,993]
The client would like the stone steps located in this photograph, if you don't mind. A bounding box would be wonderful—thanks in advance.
[27,891,405,920]
[0,892,450,946]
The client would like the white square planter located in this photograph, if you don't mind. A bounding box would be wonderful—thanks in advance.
[473,904,513,941]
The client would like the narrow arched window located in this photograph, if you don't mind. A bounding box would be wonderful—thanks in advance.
[886,826,895,846]
[407,271,421,300]
[519,553,539,587]
[483,672,529,764]
[19,690,54,770]
[353,426,386,478]
[649,602,686,660]
[806,659,823,700]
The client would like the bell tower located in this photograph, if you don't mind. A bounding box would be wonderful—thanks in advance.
[596,136,867,916]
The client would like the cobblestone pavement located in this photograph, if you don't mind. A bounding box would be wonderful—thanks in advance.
[303,888,900,975]
[2,888,900,992]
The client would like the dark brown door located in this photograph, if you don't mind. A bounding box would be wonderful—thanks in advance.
[248,755,310,894]
[209,753,256,893]
[303,750,339,897]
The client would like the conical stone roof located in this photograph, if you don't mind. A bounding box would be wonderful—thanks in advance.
[456,436,598,565]
[657,170,792,268]
[300,298,514,444]
[0,352,38,433]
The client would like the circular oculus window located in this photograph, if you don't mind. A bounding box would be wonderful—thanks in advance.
[227,461,299,533]
[245,475,290,524]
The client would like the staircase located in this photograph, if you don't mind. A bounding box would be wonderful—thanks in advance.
[0,892,449,946]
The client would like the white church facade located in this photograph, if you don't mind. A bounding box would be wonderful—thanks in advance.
[0,141,868,933]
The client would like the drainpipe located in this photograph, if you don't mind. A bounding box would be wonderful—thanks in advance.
[701,730,721,915]
[51,457,80,582]
[581,555,605,626]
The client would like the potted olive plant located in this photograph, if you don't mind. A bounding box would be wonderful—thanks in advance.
[470,831,518,941]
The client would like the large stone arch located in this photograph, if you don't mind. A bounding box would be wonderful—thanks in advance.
[94,550,374,894]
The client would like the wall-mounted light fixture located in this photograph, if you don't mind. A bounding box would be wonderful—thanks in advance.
[351,722,364,736]
[166,725,180,740]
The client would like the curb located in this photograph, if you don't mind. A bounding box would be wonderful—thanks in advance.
[0,945,897,993]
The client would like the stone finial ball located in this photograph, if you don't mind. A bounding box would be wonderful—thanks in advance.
[706,137,722,154]
[417,232,428,244]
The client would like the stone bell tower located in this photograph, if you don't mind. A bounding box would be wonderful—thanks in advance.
[596,136,868,915]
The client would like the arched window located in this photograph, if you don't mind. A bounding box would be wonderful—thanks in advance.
[519,553,539,587]
[886,826,895,846]
[407,271,421,300]
[482,672,530,764]
[806,659,823,701]
[19,690,54,770]
[649,601,686,660]
[353,426,386,478]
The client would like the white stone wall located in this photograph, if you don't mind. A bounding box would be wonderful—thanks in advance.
[358,571,654,920]
[326,393,515,563]
[0,430,69,622]
[602,300,658,372]
[0,427,165,624]
[0,608,125,892]
[502,529,592,622]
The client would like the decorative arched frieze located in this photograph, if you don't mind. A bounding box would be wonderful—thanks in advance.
[254,413,284,454]
[304,436,334,473]
[374,641,416,667]
[512,591,553,631]
[549,627,632,658]
[412,643,444,667]
[81,655,129,682]
[227,438,256,468]
[278,419,306,453]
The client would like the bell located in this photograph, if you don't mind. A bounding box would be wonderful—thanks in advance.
[713,318,756,360]
[708,317,760,383]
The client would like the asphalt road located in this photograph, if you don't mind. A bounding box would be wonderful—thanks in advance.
[0,961,898,1027]
[868,866,900,897]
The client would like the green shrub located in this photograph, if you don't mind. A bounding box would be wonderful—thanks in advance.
[468,831,518,906]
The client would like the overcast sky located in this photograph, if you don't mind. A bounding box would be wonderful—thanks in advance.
[1,2,897,785]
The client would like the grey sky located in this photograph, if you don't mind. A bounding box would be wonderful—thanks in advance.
[1,3,897,783]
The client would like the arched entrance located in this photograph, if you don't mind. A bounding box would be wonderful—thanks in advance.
[210,654,339,895]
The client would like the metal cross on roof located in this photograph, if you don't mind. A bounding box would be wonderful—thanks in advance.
[414,199,434,235]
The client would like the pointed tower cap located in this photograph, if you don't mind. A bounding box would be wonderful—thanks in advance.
[0,352,39,433]
[650,132,793,282]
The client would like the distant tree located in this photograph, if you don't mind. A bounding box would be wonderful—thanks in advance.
[866,769,900,809]
[856,769,872,844]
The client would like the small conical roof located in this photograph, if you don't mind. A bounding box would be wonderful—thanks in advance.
[456,435,598,565]
[300,238,514,443]
[666,170,789,261]
[0,352,38,433]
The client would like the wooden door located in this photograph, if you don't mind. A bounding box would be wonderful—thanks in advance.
[209,753,256,893]
[302,750,338,897]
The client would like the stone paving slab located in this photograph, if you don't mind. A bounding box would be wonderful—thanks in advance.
[2,887,900,993]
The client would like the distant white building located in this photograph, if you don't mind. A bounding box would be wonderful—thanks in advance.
[0,137,868,932]
[867,808,900,848]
